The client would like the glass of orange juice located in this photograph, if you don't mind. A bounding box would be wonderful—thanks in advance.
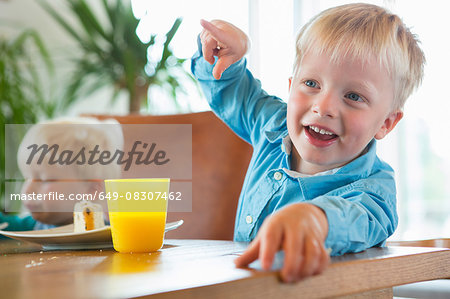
[105,178,170,253]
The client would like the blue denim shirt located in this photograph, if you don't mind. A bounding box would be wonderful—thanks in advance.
[191,51,398,256]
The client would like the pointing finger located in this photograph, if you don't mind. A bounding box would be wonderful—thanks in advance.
[200,19,234,47]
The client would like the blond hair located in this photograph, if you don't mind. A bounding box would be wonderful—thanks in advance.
[294,3,425,110]
[18,117,124,180]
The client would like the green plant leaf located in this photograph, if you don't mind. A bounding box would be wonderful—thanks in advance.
[0,27,58,211]
[38,0,85,45]
[39,0,199,113]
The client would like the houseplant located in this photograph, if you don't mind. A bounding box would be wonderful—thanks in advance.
[40,0,196,114]
[0,28,57,211]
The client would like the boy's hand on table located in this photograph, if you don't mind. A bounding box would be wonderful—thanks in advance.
[234,203,330,283]
[200,19,249,80]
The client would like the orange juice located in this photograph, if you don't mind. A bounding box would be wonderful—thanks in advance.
[105,178,170,253]
[109,212,166,252]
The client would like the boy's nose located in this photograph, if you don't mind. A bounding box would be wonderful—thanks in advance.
[312,92,338,118]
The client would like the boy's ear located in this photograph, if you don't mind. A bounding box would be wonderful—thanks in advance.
[375,110,403,140]
[288,77,293,91]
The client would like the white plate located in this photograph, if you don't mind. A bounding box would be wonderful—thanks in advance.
[0,220,183,250]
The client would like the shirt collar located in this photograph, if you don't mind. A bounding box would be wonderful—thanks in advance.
[264,129,288,143]
[281,135,341,178]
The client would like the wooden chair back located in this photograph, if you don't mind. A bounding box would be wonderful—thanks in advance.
[94,111,252,240]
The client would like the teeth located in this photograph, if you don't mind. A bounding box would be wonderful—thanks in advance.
[309,126,334,135]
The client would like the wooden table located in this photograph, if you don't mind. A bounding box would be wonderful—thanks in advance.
[1,239,449,299]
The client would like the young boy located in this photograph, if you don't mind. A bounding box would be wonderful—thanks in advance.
[16,117,123,228]
[192,3,425,282]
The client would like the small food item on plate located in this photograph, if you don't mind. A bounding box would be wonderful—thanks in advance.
[73,201,105,232]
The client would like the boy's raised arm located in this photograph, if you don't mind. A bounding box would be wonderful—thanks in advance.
[193,19,286,145]
[199,19,250,79]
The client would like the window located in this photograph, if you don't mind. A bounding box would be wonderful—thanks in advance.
[132,0,249,114]
[134,0,450,240]
[250,0,450,241]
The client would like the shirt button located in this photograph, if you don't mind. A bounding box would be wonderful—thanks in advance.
[274,171,283,181]
[245,215,253,224]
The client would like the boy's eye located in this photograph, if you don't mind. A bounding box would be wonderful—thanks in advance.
[304,80,318,88]
[345,92,364,102]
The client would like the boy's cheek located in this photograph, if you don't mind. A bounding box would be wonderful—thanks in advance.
[287,88,309,116]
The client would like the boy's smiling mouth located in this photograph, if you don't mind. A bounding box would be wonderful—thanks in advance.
[304,125,338,147]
